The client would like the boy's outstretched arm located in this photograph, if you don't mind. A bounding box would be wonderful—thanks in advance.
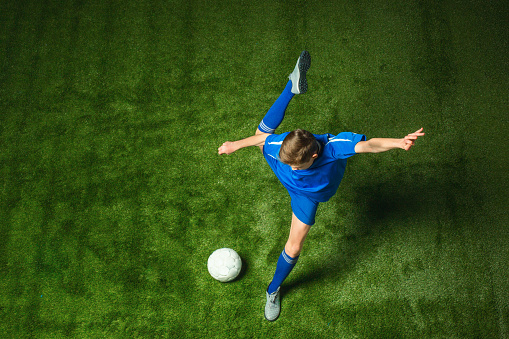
[218,133,270,155]
[354,128,425,153]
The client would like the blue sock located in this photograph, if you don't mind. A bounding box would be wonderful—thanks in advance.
[257,81,294,134]
[267,248,299,294]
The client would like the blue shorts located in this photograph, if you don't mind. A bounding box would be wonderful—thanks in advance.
[263,149,319,226]
[290,193,319,226]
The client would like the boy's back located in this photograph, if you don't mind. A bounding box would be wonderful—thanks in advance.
[263,131,366,202]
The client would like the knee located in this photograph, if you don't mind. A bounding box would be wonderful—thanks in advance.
[285,242,302,258]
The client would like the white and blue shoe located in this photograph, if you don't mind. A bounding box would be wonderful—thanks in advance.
[289,50,311,94]
[264,286,281,321]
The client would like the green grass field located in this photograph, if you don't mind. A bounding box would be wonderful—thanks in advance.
[1,0,508,337]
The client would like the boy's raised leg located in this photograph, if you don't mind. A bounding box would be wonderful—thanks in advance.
[257,51,311,135]
[257,80,294,135]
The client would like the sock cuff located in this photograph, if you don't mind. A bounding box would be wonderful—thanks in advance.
[258,119,276,134]
[282,249,299,265]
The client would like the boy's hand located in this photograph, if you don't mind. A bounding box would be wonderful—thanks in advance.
[401,128,425,151]
[218,141,238,155]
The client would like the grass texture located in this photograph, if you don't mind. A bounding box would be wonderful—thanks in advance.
[0,0,508,337]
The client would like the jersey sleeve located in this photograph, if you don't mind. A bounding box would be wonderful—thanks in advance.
[327,132,366,159]
[263,133,289,160]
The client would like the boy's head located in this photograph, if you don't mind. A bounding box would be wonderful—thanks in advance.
[279,129,320,170]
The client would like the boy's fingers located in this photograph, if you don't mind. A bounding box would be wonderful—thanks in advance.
[409,128,424,135]
[406,131,424,139]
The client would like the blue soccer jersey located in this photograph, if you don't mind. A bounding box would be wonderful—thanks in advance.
[263,132,366,224]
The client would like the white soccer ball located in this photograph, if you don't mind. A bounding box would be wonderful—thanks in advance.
[207,248,242,282]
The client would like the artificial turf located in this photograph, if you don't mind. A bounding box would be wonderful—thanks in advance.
[0,0,508,337]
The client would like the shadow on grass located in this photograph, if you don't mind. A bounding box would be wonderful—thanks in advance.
[282,161,485,293]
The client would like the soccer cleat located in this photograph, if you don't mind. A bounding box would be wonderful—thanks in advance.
[288,50,311,94]
[264,286,281,321]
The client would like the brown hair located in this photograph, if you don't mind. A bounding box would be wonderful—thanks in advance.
[279,129,319,166]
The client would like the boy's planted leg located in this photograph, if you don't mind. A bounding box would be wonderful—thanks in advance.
[264,213,311,321]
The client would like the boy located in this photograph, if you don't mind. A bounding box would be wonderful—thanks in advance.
[218,51,425,321]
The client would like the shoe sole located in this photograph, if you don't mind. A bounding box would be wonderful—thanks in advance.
[298,50,311,94]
